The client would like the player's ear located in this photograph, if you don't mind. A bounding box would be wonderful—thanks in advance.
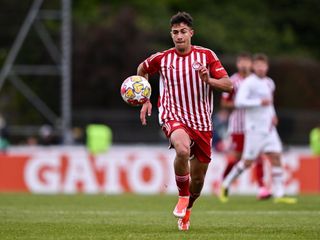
[190,29,194,37]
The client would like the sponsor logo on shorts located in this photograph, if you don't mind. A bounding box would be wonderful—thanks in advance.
[172,122,181,127]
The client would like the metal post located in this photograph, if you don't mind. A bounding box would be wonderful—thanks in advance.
[61,0,72,144]
[0,0,44,91]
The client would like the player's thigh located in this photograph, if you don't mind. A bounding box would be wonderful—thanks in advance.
[242,132,264,161]
[170,128,191,151]
[264,129,283,154]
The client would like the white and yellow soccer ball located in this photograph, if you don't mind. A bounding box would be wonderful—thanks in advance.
[120,75,151,106]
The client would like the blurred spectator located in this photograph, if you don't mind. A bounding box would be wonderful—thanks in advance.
[38,124,55,145]
[26,136,38,146]
[0,115,9,152]
[310,125,320,155]
[72,127,84,144]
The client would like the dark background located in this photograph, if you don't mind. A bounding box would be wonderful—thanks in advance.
[0,0,319,144]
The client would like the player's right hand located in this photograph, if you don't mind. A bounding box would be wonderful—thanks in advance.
[261,99,272,106]
[140,100,152,125]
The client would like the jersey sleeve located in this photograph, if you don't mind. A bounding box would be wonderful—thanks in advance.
[235,79,262,108]
[142,52,163,75]
[206,50,228,79]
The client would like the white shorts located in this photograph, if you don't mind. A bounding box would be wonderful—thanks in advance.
[242,128,282,160]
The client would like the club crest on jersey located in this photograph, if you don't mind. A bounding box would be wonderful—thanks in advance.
[192,61,202,70]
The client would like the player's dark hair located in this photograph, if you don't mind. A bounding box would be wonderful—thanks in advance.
[253,53,269,63]
[170,12,193,27]
[237,52,252,61]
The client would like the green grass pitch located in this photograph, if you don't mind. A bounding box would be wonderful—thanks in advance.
[0,194,319,239]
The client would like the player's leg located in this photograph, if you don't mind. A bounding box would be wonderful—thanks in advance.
[254,155,272,200]
[264,130,296,204]
[221,158,253,197]
[223,134,244,179]
[220,132,262,202]
[178,156,208,231]
[170,128,192,217]
[254,155,265,188]
[188,156,209,208]
[223,152,241,178]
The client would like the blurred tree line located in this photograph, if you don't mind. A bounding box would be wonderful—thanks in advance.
[0,0,319,126]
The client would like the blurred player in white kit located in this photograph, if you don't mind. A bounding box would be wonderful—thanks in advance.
[219,52,271,202]
[220,53,297,204]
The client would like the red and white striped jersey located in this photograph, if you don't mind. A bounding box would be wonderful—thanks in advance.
[142,45,228,131]
[221,73,246,134]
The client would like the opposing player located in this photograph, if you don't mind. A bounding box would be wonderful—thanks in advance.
[220,53,296,204]
[220,53,271,202]
[137,12,232,230]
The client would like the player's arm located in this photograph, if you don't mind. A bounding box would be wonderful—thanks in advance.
[137,52,162,125]
[269,80,278,125]
[137,63,152,126]
[270,94,278,126]
[209,77,233,92]
[235,81,271,108]
[198,66,233,92]
[137,63,149,80]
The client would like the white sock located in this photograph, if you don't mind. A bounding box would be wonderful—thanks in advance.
[272,166,284,198]
[222,161,246,188]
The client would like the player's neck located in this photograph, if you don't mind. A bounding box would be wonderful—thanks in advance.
[175,45,192,56]
[255,73,267,79]
[239,71,250,78]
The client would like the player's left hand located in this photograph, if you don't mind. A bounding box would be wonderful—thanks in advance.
[198,66,210,83]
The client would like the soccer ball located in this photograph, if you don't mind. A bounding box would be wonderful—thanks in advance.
[120,75,151,106]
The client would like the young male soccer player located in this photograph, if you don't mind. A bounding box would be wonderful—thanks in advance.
[137,12,233,230]
[220,53,296,204]
[220,53,271,202]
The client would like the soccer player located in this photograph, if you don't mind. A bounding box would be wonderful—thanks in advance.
[220,53,296,204]
[137,12,232,230]
[219,53,271,202]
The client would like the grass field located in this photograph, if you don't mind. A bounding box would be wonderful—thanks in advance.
[0,194,319,239]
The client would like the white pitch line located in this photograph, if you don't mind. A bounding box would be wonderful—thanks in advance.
[1,209,320,216]
[205,210,320,215]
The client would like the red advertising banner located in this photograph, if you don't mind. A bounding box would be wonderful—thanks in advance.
[0,146,319,194]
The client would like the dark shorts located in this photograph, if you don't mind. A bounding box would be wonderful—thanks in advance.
[161,120,212,163]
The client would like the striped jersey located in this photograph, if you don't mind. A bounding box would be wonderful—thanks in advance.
[142,45,228,131]
[221,73,246,134]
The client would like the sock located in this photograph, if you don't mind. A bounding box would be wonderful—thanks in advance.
[255,157,264,188]
[223,157,237,179]
[272,166,284,198]
[222,161,246,188]
[175,173,190,196]
[187,193,200,209]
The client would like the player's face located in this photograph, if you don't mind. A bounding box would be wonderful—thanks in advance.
[253,60,269,78]
[171,23,193,54]
[236,57,252,75]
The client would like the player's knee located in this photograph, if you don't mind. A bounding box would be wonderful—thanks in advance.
[175,144,190,160]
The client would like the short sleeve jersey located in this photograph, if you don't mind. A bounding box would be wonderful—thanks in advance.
[142,45,228,131]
